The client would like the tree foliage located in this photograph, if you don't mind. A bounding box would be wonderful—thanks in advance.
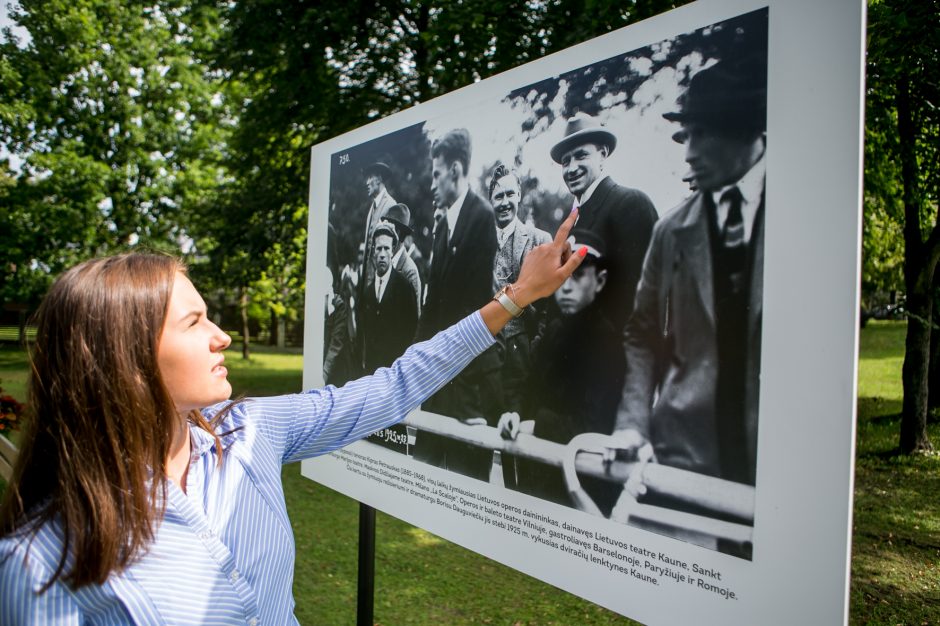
[0,0,231,305]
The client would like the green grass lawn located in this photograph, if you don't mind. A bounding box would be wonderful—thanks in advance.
[853,321,940,625]
[2,322,938,624]
[0,344,29,401]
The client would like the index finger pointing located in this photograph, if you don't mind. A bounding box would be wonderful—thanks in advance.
[553,206,579,246]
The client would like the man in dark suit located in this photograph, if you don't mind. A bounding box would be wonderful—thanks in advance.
[418,128,501,421]
[613,60,767,491]
[415,128,501,479]
[358,223,418,373]
[550,113,658,331]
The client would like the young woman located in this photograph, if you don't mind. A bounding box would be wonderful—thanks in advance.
[0,209,585,624]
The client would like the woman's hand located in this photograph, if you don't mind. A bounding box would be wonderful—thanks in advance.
[508,207,586,308]
[480,208,585,335]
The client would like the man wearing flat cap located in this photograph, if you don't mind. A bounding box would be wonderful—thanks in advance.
[613,59,767,495]
[360,161,398,291]
[551,112,658,331]
[380,202,423,318]
[358,223,418,373]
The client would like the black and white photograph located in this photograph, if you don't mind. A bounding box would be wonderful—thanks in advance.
[302,0,864,623]
[321,8,766,558]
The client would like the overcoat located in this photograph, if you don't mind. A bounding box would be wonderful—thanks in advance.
[616,190,763,483]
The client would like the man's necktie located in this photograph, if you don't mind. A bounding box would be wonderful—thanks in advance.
[375,275,384,302]
[721,186,745,250]
[721,186,746,295]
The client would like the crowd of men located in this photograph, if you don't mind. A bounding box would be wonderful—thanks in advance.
[324,60,766,508]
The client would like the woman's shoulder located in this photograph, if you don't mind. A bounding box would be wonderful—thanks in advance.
[0,517,68,587]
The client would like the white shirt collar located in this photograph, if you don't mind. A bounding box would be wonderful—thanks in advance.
[496,218,519,246]
[372,187,390,210]
[576,174,607,206]
[446,185,470,241]
[375,269,389,301]
[710,153,766,243]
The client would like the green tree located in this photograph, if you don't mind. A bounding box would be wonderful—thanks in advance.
[866,0,940,453]
[0,0,231,306]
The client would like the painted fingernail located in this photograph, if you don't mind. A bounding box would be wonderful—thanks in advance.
[578,247,588,258]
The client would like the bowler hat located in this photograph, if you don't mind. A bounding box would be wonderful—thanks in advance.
[663,61,766,134]
[363,161,392,180]
[381,203,412,235]
[550,113,617,164]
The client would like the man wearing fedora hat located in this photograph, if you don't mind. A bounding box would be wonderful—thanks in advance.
[380,202,422,317]
[550,112,657,331]
[613,59,767,495]
[360,161,398,292]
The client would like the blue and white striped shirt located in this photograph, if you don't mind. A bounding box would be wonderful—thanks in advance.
[0,313,494,625]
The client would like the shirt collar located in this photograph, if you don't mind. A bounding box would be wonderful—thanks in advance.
[710,153,766,242]
[190,422,217,458]
[446,185,470,238]
[576,175,607,206]
[496,218,519,244]
[372,187,390,209]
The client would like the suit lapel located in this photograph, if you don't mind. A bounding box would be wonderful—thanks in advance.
[511,222,529,268]
[672,194,716,330]
[442,190,474,275]
[577,176,614,229]
[749,195,765,333]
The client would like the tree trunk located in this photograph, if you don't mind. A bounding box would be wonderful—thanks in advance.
[240,286,251,360]
[901,291,933,452]
[270,308,278,346]
[897,75,934,453]
[928,267,940,410]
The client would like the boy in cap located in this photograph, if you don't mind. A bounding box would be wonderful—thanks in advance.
[499,227,626,513]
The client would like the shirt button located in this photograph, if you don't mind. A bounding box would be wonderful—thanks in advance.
[248,618,259,626]
[230,570,241,582]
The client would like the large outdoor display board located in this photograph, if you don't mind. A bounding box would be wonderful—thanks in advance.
[301,0,865,623]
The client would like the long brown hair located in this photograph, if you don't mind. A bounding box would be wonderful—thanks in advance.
[0,253,225,590]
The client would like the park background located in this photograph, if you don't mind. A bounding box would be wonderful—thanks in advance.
[0,0,937,623]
